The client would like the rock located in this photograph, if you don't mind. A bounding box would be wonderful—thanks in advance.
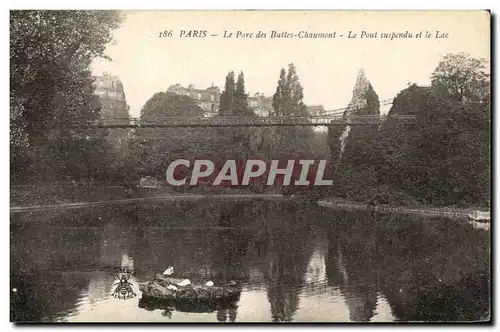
[211,287,227,301]
[139,281,176,301]
[196,288,212,302]
[226,286,241,301]
[138,281,153,293]
[154,274,184,287]
[345,68,372,118]
[139,276,242,308]
[176,287,198,302]
[175,301,218,313]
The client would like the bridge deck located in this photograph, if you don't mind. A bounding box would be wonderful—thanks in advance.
[79,115,416,128]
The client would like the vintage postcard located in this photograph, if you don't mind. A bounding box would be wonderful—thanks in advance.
[10,10,491,323]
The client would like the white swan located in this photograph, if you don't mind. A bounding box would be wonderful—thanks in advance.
[178,279,191,287]
[205,281,214,287]
[163,266,174,275]
[167,284,178,291]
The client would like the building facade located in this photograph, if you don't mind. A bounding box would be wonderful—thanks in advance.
[167,84,221,117]
[307,105,327,117]
[167,83,275,117]
[93,72,130,120]
[248,93,274,117]
[93,72,131,154]
[167,83,327,118]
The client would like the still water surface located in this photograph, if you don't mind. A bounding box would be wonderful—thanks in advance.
[10,199,490,322]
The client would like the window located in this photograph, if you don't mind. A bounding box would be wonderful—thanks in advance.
[211,94,215,101]
[197,93,201,100]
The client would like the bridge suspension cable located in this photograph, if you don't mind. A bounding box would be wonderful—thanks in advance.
[80,115,415,128]
[74,99,407,128]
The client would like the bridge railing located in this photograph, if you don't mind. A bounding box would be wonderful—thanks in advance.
[81,114,416,128]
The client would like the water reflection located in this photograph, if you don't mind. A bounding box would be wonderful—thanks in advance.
[87,272,114,304]
[325,211,490,322]
[326,216,380,322]
[10,200,490,322]
[216,304,238,323]
[263,230,305,322]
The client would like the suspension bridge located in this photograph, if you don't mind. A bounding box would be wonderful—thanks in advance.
[77,99,416,128]
[84,114,415,128]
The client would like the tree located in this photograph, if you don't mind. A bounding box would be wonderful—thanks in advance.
[333,85,381,200]
[267,63,319,197]
[378,84,431,186]
[285,63,308,117]
[378,53,490,207]
[132,92,206,178]
[341,83,381,165]
[332,54,490,207]
[10,10,124,183]
[219,71,235,116]
[272,64,308,117]
[272,69,287,116]
[234,72,249,116]
[431,53,490,104]
[270,64,313,159]
[214,71,257,164]
[141,92,204,118]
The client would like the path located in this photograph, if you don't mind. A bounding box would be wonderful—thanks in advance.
[10,194,289,213]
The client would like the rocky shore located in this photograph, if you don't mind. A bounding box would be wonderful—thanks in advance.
[139,274,241,307]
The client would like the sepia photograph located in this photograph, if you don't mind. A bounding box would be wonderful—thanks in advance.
[9,10,491,323]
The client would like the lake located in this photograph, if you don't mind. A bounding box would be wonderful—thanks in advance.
[10,199,490,323]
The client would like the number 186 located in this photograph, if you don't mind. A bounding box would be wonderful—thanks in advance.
[159,30,173,38]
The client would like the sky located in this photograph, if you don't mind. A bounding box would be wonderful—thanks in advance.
[91,11,490,117]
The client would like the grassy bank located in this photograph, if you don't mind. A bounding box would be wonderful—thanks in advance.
[10,185,132,207]
[10,184,285,208]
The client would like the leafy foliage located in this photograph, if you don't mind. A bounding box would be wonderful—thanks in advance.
[330,53,490,208]
[10,10,123,183]
[12,18,488,211]
[271,64,314,159]
[328,82,381,199]
[130,92,207,178]
[378,82,490,207]
[219,71,236,117]
[431,52,490,104]
[272,64,308,117]
[128,65,325,193]
[234,72,251,116]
